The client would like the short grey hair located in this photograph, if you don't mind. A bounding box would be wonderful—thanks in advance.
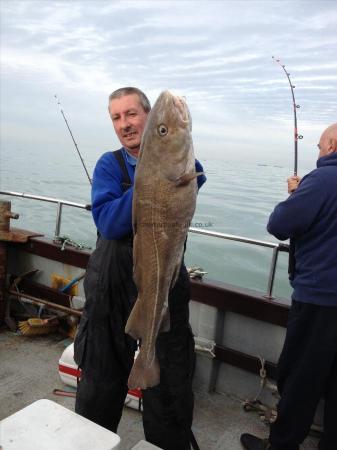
[108,87,151,113]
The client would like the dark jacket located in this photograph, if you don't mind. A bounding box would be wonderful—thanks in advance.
[267,153,337,306]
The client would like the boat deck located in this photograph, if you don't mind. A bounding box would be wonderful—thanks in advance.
[0,328,319,449]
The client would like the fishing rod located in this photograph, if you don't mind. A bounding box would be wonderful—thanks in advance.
[54,94,92,185]
[272,57,303,176]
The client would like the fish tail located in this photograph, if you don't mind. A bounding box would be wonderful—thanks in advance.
[125,297,144,339]
[159,308,170,332]
[128,352,160,389]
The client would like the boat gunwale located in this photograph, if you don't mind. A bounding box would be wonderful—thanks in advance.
[8,235,288,382]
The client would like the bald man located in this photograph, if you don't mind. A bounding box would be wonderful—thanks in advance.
[241,123,337,450]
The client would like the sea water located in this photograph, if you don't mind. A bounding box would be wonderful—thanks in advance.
[1,146,308,302]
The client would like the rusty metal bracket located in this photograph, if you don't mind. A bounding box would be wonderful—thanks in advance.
[10,270,40,289]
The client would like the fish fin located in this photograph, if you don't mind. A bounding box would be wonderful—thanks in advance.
[128,352,160,389]
[125,299,144,340]
[175,171,204,186]
[159,308,170,332]
[170,260,182,289]
[196,171,205,177]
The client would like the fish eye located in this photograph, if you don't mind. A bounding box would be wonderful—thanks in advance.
[157,124,168,136]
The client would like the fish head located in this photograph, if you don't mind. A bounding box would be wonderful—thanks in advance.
[140,91,194,173]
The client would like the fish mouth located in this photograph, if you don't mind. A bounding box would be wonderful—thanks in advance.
[172,95,191,129]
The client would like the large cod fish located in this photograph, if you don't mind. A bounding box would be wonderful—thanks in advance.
[125,90,201,389]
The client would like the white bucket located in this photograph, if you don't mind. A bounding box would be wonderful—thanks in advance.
[58,343,143,410]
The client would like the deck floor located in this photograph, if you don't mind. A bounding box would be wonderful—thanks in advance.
[0,328,319,449]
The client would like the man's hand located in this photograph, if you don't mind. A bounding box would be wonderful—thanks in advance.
[287,175,301,194]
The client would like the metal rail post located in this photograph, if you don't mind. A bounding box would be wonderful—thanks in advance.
[265,246,280,299]
[55,202,63,240]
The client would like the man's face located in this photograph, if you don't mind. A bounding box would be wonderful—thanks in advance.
[108,94,148,157]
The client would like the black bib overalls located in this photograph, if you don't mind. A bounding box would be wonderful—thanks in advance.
[74,150,195,450]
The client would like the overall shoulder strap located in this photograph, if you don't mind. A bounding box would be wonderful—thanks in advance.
[96,150,133,241]
[113,149,132,192]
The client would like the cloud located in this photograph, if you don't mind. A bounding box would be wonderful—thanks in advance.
[1,0,337,170]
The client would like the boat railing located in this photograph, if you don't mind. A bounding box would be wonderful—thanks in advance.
[188,227,289,299]
[0,190,92,239]
[0,190,288,299]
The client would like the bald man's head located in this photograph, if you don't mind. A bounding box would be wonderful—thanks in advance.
[318,123,337,158]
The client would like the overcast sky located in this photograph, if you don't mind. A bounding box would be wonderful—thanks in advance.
[1,0,337,173]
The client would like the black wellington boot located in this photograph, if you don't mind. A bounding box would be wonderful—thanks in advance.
[240,433,272,450]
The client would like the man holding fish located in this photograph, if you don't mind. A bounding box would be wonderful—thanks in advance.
[74,86,206,449]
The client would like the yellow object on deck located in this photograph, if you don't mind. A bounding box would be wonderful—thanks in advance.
[18,317,59,336]
[51,273,78,296]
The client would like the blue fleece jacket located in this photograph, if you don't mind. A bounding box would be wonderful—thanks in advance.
[92,147,206,240]
[267,153,337,306]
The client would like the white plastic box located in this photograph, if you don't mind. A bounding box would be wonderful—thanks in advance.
[0,399,121,449]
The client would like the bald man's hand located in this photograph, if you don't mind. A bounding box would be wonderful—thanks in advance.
[287,175,301,194]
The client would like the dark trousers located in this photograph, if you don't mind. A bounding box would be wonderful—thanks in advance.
[269,300,337,450]
[75,237,136,432]
[75,326,130,432]
[75,237,194,449]
[142,276,195,450]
